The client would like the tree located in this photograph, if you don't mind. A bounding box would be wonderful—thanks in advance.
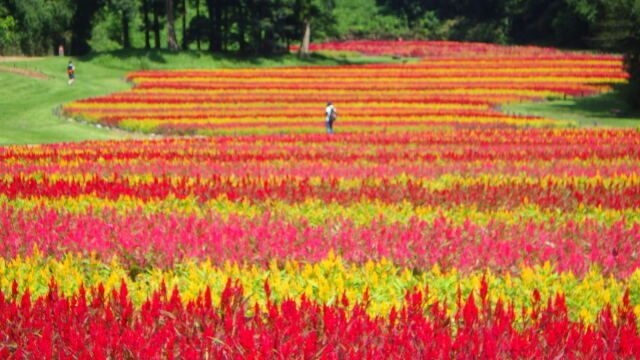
[70,0,104,55]
[0,4,19,55]
[2,0,75,55]
[186,14,210,50]
[188,0,206,50]
[594,0,640,107]
[294,0,335,58]
[506,0,593,46]
[166,0,179,50]
[205,0,225,52]
[378,0,429,29]
[140,0,152,48]
[152,0,164,48]
[181,0,187,49]
[111,0,137,49]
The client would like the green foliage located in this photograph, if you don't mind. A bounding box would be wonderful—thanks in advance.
[593,0,640,108]
[90,8,125,51]
[0,5,19,54]
[112,0,139,48]
[2,0,74,55]
[300,0,338,39]
[186,15,210,48]
[334,0,409,39]
[450,19,509,43]
[0,0,638,58]
[507,0,595,47]
[411,11,450,39]
[90,0,142,51]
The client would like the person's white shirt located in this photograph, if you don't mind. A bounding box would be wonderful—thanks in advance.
[325,104,336,122]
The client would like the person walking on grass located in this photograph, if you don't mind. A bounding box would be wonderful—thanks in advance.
[67,60,75,85]
[325,101,337,134]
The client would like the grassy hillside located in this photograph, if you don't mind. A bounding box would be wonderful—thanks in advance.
[0,49,638,146]
[0,56,132,145]
[0,50,399,145]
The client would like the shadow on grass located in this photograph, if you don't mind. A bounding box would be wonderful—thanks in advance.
[550,84,639,118]
[79,48,406,71]
[504,83,640,127]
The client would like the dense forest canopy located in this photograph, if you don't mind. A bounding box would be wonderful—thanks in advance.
[0,0,636,56]
[1,0,638,104]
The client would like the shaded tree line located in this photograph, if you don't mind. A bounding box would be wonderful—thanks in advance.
[0,0,637,56]
[372,0,604,47]
[0,0,334,56]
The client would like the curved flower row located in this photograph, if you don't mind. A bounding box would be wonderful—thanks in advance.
[61,41,627,135]
[290,40,613,58]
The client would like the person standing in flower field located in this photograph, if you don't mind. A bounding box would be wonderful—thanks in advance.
[67,60,75,85]
[325,101,337,134]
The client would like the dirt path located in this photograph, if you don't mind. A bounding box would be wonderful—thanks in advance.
[0,56,43,62]
[0,56,48,79]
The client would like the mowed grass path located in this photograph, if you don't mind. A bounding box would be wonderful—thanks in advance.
[0,56,133,145]
[0,50,398,145]
[0,50,638,145]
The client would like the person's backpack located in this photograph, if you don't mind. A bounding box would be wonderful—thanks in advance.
[329,109,337,122]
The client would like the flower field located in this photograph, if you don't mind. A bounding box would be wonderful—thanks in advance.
[62,42,627,135]
[2,41,640,357]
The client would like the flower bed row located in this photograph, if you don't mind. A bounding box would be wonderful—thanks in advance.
[290,40,600,58]
[2,208,639,276]
[2,130,638,172]
[61,41,627,135]
[3,174,639,209]
[2,252,639,318]
[1,251,640,357]
[1,130,638,276]
[1,277,638,358]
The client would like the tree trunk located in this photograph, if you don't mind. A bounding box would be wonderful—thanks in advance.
[196,0,201,50]
[213,0,222,51]
[299,20,311,58]
[237,3,247,53]
[143,0,151,49]
[206,0,222,52]
[153,2,161,49]
[122,12,131,49]
[70,0,101,55]
[181,0,187,50]
[167,0,180,51]
[221,1,228,51]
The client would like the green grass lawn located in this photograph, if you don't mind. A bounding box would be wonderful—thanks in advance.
[501,87,640,128]
[0,50,404,145]
[0,57,133,145]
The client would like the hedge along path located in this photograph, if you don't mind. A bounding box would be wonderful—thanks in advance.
[0,57,48,80]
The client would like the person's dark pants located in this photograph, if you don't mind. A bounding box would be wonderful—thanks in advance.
[326,120,334,134]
